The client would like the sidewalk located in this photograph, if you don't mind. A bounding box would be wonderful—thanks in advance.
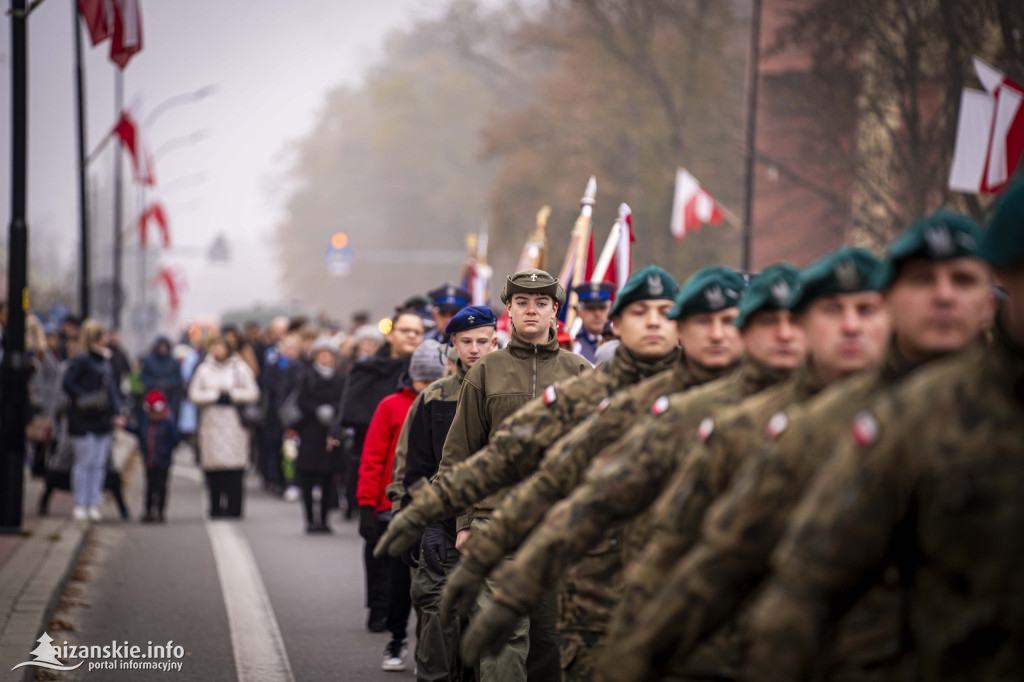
[0,469,91,679]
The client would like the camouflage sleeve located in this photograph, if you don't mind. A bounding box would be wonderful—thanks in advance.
[385,392,425,511]
[489,409,682,613]
[743,401,913,682]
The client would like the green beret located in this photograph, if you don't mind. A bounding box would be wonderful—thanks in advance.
[735,263,801,328]
[789,247,882,312]
[980,179,1024,269]
[608,265,680,317]
[874,209,983,288]
[500,269,566,308]
[669,266,746,320]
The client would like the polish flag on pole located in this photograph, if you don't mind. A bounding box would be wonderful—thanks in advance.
[139,202,170,248]
[77,0,114,46]
[949,57,1024,194]
[109,0,143,69]
[591,203,635,293]
[670,168,724,241]
[111,111,156,186]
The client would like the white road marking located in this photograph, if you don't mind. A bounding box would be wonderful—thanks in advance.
[206,520,295,682]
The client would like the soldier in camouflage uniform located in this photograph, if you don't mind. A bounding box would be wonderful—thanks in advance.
[458,264,814,670]
[599,210,995,682]
[741,184,1024,681]
[402,306,498,682]
[442,266,761,679]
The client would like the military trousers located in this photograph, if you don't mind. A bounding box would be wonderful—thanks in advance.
[410,534,462,682]
[472,521,561,682]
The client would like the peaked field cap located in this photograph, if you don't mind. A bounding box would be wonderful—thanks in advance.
[573,280,615,306]
[428,284,472,311]
[981,179,1024,268]
[874,209,984,288]
[669,266,746,320]
[735,263,802,328]
[500,269,566,308]
[609,265,680,317]
[789,247,883,312]
[444,305,497,343]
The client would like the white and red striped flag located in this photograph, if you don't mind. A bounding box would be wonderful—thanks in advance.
[949,57,1024,195]
[670,168,723,241]
[109,0,143,69]
[111,110,156,186]
[139,202,170,248]
[78,0,113,46]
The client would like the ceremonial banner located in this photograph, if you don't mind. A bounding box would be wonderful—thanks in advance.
[670,168,723,241]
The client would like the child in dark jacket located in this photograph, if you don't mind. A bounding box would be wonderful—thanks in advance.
[130,390,182,522]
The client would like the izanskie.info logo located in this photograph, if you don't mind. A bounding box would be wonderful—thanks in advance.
[11,632,185,673]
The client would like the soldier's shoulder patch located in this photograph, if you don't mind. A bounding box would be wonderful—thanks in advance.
[697,416,715,442]
[850,411,880,448]
[543,385,557,406]
[650,395,670,416]
[597,397,611,413]
[766,411,789,440]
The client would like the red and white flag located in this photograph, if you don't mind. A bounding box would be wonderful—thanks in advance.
[949,57,1024,195]
[154,267,186,317]
[77,0,113,46]
[670,168,723,241]
[590,203,634,293]
[111,111,156,186]
[109,0,143,69]
[139,202,170,248]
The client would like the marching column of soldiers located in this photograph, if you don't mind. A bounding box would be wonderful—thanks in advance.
[373,179,1024,682]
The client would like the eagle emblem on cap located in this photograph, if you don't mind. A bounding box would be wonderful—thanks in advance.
[704,284,727,310]
[530,273,538,282]
[770,280,791,307]
[923,225,955,257]
[648,274,664,297]
[835,259,860,291]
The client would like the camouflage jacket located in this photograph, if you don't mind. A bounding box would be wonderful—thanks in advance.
[436,327,591,531]
[608,345,930,679]
[385,363,466,512]
[488,356,791,624]
[744,319,1024,682]
[432,342,666,532]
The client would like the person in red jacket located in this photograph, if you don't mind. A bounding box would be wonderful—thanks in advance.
[358,339,447,665]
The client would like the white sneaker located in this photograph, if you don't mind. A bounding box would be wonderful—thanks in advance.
[381,639,407,672]
[283,486,301,502]
[72,506,89,521]
[88,506,102,522]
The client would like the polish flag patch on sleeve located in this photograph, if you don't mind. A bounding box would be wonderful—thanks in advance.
[543,385,557,406]
[850,411,880,448]
[597,397,611,413]
[696,417,715,442]
[650,395,670,416]
[766,412,789,439]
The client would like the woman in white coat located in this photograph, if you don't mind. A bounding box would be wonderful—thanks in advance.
[188,335,260,518]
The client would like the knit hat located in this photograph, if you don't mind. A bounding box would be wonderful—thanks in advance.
[608,265,680,318]
[874,209,984,288]
[311,336,339,357]
[409,339,446,382]
[353,325,384,345]
[144,389,169,416]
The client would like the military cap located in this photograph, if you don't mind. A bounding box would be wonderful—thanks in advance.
[874,209,983,288]
[444,305,497,343]
[500,269,566,308]
[734,263,801,328]
[608,265,680,318]
[573,280,615,308]
[980,179,1024,268]
[788,247,882,312]
[668,266,746,320]
[427,284,472,312]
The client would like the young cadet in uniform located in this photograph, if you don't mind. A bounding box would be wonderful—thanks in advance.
[599,210,995,682]
[458,264,807,668]
[405,306,497,682]
[740,186,1024,681]
[425,284,472,343]
[571,280,615,363]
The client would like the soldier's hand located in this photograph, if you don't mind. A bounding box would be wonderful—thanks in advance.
[420,523,448,576]
[460,598,520,665]
[440,557,487,625]
[373,510,426,558]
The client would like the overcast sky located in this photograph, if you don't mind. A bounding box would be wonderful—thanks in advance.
[0,0,444,332]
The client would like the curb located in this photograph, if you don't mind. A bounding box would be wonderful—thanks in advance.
[0,519,90,680]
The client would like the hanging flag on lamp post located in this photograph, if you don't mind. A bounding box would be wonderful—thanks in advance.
[109,0,143,69]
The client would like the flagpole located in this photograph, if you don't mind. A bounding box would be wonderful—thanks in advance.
[741,0,763,273]
[113,69,124,330]
[74,0,91,317]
